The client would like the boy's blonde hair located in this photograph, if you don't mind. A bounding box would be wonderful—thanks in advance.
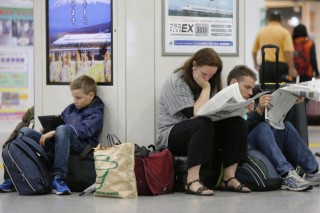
[70,75,97,95]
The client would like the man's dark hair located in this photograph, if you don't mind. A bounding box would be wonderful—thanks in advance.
[268,10,282,22]
[227,65,257,85]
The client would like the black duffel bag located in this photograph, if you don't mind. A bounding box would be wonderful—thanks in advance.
[173,156,222,192]
[66,144,96,192]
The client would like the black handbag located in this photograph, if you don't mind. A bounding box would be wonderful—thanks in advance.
[173,156,222,192]
[66,144,96,192]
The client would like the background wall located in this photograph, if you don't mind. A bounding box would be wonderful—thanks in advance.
[266,0,320,70]
[33,0,264,146]
[0,0,34,144]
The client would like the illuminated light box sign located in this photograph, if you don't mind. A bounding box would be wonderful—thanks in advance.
[46,0,113,85]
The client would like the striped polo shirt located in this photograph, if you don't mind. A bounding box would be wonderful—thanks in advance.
[156,70,194,147]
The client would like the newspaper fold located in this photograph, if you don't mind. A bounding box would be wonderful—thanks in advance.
[195,83,268,121]
[265,79,320,129]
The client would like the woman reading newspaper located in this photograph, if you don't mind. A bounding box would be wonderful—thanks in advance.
[156,48,250,196]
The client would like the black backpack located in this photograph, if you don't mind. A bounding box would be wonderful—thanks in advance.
[2,136,52,195]
[236,149,281,191]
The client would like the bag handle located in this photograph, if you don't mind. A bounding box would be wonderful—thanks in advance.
[106,133,122,146]
[261,44,280,91]
[134,144,167,157]
[135,144,150,157]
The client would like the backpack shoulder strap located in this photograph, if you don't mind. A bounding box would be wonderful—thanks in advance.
[18,136,52,168]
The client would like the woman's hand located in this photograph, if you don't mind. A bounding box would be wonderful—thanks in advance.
[193,69,209,89]
[39,130,55,147]
[192,69,211,115]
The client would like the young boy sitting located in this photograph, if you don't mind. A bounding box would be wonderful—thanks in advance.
[0,75,104,195]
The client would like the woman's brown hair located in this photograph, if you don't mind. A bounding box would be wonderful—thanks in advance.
[174,48,223,97]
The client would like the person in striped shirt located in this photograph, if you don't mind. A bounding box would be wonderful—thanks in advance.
[157,48,250,196]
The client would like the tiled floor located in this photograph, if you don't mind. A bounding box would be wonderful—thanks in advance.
[0,126,320,213]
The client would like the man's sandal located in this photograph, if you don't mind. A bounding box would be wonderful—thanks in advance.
[185,179,214,196]
[219,177,251,193]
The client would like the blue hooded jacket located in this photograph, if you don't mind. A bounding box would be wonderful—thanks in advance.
[61,96,104,147]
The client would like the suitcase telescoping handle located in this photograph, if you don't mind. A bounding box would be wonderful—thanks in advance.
[261,44,279,91]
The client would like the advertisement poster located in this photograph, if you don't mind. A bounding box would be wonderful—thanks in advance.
[46,0,113,85]
[163,0,238,56]
[0,50,28,87]
[0,88,29,120]
[0,6,33,121]
[0,7,33,46]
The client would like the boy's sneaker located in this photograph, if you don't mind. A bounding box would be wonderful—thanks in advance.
[304,170,320,186]
[281,170,313,192]
[0,179,15,193]
[51,176,71,195]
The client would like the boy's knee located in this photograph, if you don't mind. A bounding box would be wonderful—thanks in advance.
[55,125,70,135]
[55,125,76,139]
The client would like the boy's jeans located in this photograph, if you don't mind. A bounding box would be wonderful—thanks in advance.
[19,125,85,179]
[248,121,318,176]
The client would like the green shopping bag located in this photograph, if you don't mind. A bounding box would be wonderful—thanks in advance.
[94,135,137,199]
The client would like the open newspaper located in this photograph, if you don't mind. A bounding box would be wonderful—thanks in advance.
[195,83,268,121]
[194,80,320,128]
[265,79,320,129]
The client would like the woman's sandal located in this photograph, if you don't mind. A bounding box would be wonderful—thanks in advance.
[185,179,214,196]
[219,177,251,193]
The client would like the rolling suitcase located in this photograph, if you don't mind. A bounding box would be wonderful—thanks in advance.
[255,44,282,93]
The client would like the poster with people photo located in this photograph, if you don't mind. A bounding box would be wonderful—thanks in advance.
[0,7,33,46]
[46,0,112,85]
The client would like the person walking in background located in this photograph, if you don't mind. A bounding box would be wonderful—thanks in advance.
[252,10,297,83]
[292,24,319,82]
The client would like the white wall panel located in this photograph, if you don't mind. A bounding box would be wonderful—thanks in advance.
[126,0,155,58]
[126,57,155,144]
[244,0,265,75]
[126,0,155,145]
